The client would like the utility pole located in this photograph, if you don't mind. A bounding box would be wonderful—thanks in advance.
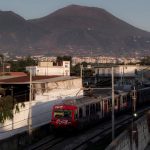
[131,86,137,150]
[112,67,115,140]
[28,68,32,143]
[133,86,136,114]
[11,85,14,131]
[2,56,5,76]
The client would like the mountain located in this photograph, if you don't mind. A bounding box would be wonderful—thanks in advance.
[0,11,48,55]
[0,5,150,56]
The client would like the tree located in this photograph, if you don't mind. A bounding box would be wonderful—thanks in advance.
[71,63,81,76]
[0,88,24,123]
[140,57,150,65]
[0,96,14,123]
[56,56,72,66]
[8,56,38,72]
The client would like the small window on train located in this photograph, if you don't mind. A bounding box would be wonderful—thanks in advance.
[123,97,126,103]
[96,103,101,112]
[90,105,93,114]
[86,105,90,116]
[90,104,96,114]
[108,99,112,107]
[93,104,96,113]
[79,107,83,118]
[75,110,78,119]
[54,110,72,119]
[115,100,117,106]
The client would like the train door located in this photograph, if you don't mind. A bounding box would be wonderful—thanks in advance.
[103,99,108,116]
[123,94,128,109]
[96,102,102,119]
[120,94,123,111]
[117,95,120,112]
[79,107,83,119]
[114,96,119,112]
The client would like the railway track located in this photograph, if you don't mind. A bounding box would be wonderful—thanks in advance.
[26,135,66,150]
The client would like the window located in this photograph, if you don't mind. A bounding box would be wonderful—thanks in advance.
[74,110,78,119]
[65,65,68,68]
[86,105,90,116]
[90,104,96,114]
[96,103,101,112]
[54,110,72,119]
[115,99,117,106]
[79,107,83,118]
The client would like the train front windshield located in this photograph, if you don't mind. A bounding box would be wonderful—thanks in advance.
[54,110,72,119]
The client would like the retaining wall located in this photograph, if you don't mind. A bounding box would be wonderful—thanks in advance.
[106,110,150,150]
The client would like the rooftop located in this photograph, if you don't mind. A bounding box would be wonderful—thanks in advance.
[0,75,80,84]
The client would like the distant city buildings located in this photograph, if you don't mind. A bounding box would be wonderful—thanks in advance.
[72,56,141,65]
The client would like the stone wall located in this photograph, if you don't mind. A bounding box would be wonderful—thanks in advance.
[106,110,150,150]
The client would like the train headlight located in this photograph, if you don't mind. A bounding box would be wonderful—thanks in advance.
[133,112,138,117]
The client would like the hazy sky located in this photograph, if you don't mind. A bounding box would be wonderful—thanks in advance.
[0,0,150,32]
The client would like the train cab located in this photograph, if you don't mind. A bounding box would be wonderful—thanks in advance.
[50,104,78,128]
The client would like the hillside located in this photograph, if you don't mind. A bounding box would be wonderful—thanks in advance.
[0,5,150,56]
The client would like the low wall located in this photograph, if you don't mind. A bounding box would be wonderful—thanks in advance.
[106,110,150,150]
[0,124,51,150]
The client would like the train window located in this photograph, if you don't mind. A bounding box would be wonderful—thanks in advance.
[90,105,93,114]
[79,107,83,118]
[93,104,96,113]
[86,105,90,116]
[96,103,101,112]
[115,100,117,106]
[54,110,72,119]
[54,110,64,118]
[123,96,126,103]
[74,110,78,119]
[108,99,112,107]
[90,104,96,114]
[64,110,72,118]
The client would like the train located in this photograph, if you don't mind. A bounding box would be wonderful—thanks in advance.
[50,86,150,129]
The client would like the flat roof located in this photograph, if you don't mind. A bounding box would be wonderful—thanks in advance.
[0,76,80,84]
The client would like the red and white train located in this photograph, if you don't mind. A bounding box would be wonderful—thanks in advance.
[50,87,150,129]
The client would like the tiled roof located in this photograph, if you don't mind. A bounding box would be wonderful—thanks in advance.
[8,72,27,76]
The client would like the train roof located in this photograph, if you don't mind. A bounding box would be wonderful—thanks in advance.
[62,96,101,107]
[62,91,123,107]
[53,89,129,108]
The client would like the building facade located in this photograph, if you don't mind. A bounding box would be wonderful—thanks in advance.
[26,61,70,76]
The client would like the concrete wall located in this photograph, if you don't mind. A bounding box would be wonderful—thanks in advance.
[0,124,51,150]
[106,111,150,150]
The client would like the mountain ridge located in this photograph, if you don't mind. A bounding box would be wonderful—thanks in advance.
[0,5,150,56]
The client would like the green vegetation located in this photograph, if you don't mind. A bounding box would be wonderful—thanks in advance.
[8,56,38,72]
[140,56,150,65]
[0,88,25,123]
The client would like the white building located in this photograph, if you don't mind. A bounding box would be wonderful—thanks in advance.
[94,65,146,77]
[26,61,70,76]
